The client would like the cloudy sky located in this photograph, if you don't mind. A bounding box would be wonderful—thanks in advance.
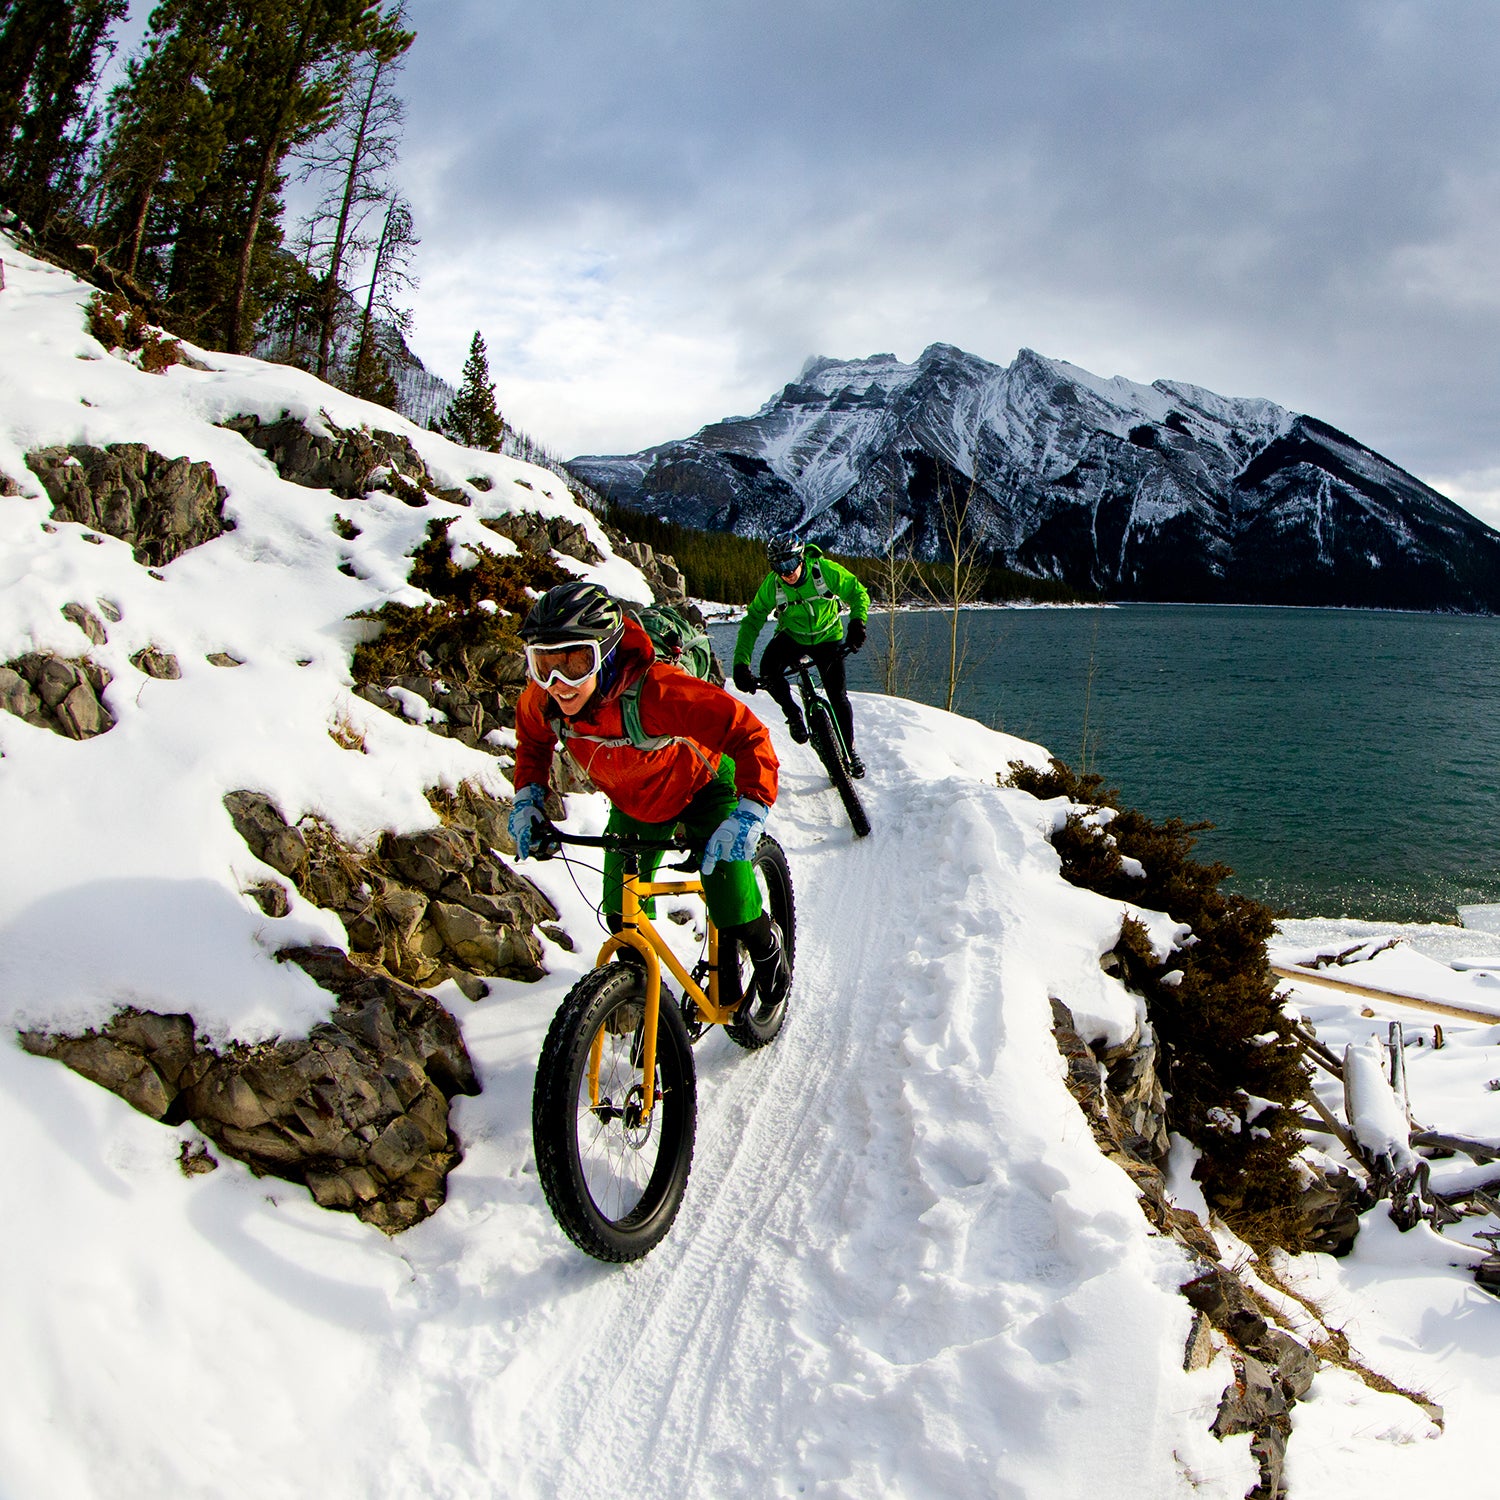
[138,2,1500,519]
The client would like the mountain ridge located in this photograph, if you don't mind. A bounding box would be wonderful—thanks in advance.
[570,343,1500,612]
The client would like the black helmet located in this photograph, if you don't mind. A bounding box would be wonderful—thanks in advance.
[520,580,625,655]
[768,534,804,575]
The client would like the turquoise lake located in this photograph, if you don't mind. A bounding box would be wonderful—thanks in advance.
[713,604,1500,923]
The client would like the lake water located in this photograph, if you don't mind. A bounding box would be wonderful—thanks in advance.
[712,604,1500,923]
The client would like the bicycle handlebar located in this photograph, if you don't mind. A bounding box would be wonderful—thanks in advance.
[755,643,855,689]
[530,819,696,867]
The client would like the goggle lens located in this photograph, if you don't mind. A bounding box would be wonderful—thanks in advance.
[526,641,601,687]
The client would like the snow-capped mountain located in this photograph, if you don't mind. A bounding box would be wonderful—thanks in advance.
[571,344,1500,611]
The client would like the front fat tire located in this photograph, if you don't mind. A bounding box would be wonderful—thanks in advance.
[809,702,872,839]
[725,835,797,1050]
[532,964,697,1261]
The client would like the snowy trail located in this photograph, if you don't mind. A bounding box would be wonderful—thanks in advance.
[4,235,1495,1500]
[364,695,1247,1499]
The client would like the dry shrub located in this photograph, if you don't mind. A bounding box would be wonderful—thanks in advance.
[407,515,566,614]
[351,517,567,702]
[328,713,367,753]
[1005,755,1312,1252]
[87,290,183,372]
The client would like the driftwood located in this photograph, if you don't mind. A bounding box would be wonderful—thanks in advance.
[1307,938,1401,969]
[1411,1131,1500,1165]
[1287,1019,1344,1077]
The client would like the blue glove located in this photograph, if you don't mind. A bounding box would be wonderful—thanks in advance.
[701,798,770,876]
[508,784,548,860]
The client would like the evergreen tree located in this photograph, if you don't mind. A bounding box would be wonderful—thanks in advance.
[94,0,393,350]
[0,0,128,225]
[220,0,391,354]
[94,2,231,283]
[441,332,505,451]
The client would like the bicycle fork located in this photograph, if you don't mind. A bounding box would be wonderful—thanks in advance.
[589,871,732,1120]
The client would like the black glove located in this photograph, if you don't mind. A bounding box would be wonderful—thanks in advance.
[732,661,759,693]
[844,618,867,654]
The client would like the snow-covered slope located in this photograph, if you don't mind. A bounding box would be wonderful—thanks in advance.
[572,344,1500,612]
[2,236,1496,1500]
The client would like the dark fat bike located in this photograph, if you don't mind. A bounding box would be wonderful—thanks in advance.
[529,824,796,1262]
[781,650,871,838]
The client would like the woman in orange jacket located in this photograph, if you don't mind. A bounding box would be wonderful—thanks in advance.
[509,581,790,1010]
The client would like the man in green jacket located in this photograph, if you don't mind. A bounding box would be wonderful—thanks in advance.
[732,535,871,777]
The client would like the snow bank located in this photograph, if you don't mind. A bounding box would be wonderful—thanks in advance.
[1,233,1492,1500]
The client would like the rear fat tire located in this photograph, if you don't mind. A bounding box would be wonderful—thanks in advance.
[808,701,872,839]
[724,835,797,1050]
[532,964,697,1261]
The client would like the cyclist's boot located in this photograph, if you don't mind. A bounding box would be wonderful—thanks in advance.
[747,920,791,1017]
[785,706,809,744]
[847,749,866,779]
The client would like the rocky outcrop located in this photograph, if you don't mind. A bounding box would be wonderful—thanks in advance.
[1052,996,1406,1499]
[130,645,181,679]
[225,786,556,992]
[223,412,469,507]
[482,508,602,565]
[0,653,114,738]
[609,536,690,604]
[20,947,481,1233]
[28,442,232,566]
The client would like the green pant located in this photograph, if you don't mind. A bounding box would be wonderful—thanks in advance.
[603,757,763,931]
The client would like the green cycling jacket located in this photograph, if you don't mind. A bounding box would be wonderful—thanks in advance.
[733,547,870,666]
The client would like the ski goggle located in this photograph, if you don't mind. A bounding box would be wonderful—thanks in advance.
[525,639,604,688]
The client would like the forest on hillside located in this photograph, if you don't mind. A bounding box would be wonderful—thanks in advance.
[1,0,430,409]
[599,502,1093,607]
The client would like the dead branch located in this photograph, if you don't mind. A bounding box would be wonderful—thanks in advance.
[1411,1131,1500,1165]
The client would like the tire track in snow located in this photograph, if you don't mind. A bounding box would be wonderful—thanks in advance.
[464,700,1221,1499]
[506,746,1040,1497]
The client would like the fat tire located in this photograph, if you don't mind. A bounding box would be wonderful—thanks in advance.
[532,964,697,1261]
[724,835,798,1050]
[809,702,872,839]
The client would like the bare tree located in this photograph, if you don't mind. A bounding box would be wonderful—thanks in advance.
[295,6,412,379]
[347,192,417,403]
[915,475,987,713]
[873,484,919,697]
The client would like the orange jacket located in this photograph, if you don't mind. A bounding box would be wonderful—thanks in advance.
[513,618,778,823]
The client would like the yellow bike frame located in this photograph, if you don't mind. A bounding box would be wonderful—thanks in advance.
[587,863,741,1121]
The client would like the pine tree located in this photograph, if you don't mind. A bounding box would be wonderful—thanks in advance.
[0,0,128,225]
[92,0,401,352]
[221,0,391,354]
[441,332,505,451]
[94,3,231,283]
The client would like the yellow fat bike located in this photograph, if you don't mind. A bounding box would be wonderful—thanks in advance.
[529,823,797,1262]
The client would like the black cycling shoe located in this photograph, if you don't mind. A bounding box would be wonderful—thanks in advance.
[750,921,791,1016]
[847,752,866,779]
[786,707,809,744]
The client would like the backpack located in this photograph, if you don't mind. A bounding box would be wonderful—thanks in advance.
[773,546,835,612]
[548,599,724,753]
[626,602,717,683]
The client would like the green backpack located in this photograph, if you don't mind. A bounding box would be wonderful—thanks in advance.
[551,600,724,753]
[626,602,717,683]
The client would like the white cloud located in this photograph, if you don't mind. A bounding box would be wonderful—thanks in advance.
[392,0,1500,483]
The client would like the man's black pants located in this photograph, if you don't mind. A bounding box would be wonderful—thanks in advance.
[757,633,855,752]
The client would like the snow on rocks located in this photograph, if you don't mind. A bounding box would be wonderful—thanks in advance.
[0,231,1492,1500]
[0,231,624,1236]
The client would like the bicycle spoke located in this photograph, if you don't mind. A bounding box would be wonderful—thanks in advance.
[574,1019,664,1224]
